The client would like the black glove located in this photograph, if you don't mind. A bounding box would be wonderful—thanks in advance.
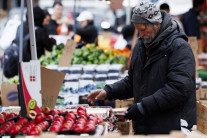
[123,103,145,122]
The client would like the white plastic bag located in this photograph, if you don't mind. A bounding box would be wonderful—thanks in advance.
[0,16,20,50]
[114,35,127,50]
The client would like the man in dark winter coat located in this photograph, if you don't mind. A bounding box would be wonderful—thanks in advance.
[181,0,203,39]
[87,1,196,135]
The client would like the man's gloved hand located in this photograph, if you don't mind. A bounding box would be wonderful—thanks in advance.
[123,103,145,122]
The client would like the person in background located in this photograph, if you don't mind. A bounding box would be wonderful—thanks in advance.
[45,1,70,35]
[121,22,135,50]
[3,6,56,78]
[181,0,204,39]
[120,0,139,50]
[14,6,56,60]
[76,10,98,45]
[160,3,184,30]
[87,1,196,135]
[43,10,51,26]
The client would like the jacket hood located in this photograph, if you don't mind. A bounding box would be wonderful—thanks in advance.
[144,11,187,48]
[26,6,45,27]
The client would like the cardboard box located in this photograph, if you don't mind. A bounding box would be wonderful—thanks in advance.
[115,99,134,108]
[1,83,19,106]
[197,117,207,134]
[40,67,65,109]
[197,101,207,121]
[188,37,199,77]
[196,86,201,101]
[115,121,130,135]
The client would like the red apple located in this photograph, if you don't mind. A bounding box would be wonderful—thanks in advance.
[0,115,5,124]
[77,106,86,111]
[37,121,49,131]
[76,119,86,126]
[29,120,36,125]
[0,127,6,134]
[42,107,51,116]
[88,117,98,125]
[65,118,75,124]
[66,113,76,120]
[46,115,54,121]
[62,122,73,127]
[49,125,61,132]
[61,126,71,131]
[61,123,73,131]
[20,126,31,134]
[73,124,84,133]
[77,117,87,122]
[77,110,86,116]
[1,112,7,118]
[5,120,15,127]
[34,125,43,132]
[52,121,62,126]
[8,125,21,135]
[54,116,64,123]
[79,115,87,121]
[0,114,5,119]
[42,121,49,129]
[17,117,28,125]
[77,106,87,116]
[50,110,59,116]
[69,111,77,115]
[6,113,16,120]
[58,110,63,114]
[35,113,45,123]
[83,124,96,132]
[28,127,40,136]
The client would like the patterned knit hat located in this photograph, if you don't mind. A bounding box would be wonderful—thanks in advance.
[131,1,162,24]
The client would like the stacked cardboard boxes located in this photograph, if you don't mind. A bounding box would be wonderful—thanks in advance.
[188,37,199,78]
[197,101,207,134]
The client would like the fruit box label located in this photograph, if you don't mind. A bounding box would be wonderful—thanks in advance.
[20,60,42,118]
[1,84,19,106]
[116,122,129,134]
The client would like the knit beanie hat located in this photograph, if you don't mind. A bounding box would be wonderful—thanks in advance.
[131,1,162,24]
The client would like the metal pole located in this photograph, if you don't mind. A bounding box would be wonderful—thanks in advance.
[19,0,24,62]
[73,0,77,34]
[126,0,131,25]
[18,0,27,117]
[26,0,37,60]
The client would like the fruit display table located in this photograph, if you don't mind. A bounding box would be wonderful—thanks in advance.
[0,105,130,137]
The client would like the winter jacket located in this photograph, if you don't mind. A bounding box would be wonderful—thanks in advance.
[104,11,196,134]
[182,8,201,39]
[45,19,59,35]
[14,22,56,61]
